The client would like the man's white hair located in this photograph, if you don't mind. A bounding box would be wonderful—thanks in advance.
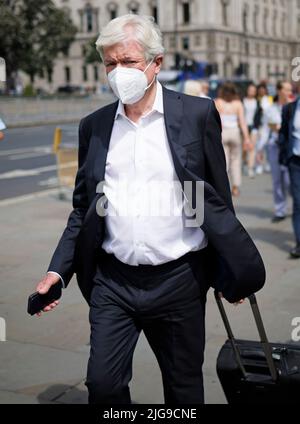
[95,14,165,62]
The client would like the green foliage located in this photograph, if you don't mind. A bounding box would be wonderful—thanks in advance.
[23,83,36,97]
[84,36,102,65]
[0,0,77,85]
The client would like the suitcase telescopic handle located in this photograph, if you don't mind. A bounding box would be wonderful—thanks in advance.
[214,291,278,381]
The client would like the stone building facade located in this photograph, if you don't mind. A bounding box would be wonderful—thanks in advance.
[34,0,300,92]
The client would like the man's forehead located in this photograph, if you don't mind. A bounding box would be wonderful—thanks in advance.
[103,40,144,58]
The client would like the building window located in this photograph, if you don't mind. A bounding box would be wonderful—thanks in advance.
[253,5,259,33]
[47,69,53,84]
[194,34,201,47]
[243,4,249,33]
[183,1,190,24]
[281,13,285,36]
[221,0,230,27]
[182,36,189,50]
[225,38,230,52]
[149,0,158,22]
[107,2,118,20]
[152,6,158,22]
[86,4,93,32]
[170,36,176,49]
[82,66,88,82]
[128,1,139,14]
[245,40,249,55]
[94,66,98,81]
[256,42,260,56]
[273,10,277,36]
[264,9,269,34]
[257,63,261,81]
[65,66,71,83]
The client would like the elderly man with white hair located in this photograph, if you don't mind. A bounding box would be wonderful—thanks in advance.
[34,14,265,404]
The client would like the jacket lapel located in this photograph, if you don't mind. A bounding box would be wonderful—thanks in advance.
[93,101,118,183]
[163,87,188,184]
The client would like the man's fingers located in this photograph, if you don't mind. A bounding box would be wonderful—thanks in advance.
[42,301,60,312]
[37,282,52,294]
[234,299,245,306]
[36,274,60,294]
[43,306,52,312]
[36,301,59,316]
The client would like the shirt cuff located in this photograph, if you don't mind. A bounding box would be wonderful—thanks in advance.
[47,271,66,289]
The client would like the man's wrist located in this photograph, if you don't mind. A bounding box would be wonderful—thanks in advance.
[47,271,66,289]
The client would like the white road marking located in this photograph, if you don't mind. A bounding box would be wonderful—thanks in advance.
[0,162,77,179]
[39,177,59,187]
[9,148,53,160]
[0,188,61,207]
[0,146,52,157]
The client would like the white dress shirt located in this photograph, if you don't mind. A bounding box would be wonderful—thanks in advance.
[48,82,207,285]
[101,81,207,266]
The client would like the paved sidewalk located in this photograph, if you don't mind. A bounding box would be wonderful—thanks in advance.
[0,174,299,404]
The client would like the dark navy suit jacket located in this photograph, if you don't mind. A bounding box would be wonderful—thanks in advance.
[47,87,265,304]
[279,97,300,165]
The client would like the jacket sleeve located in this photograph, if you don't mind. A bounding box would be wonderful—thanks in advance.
[278,104,289,165]
[46,118,90,287]
[203,100,235,214]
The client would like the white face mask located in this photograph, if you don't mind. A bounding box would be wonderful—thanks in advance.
[107,59,155,105]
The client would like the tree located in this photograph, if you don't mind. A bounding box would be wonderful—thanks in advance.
[0,0,77,90]
[84,36,102,65]
[0,1,24,91]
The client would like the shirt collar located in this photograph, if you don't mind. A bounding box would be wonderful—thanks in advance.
[115,80,164,121]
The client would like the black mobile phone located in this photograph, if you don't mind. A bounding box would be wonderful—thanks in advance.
[27,282,62,316]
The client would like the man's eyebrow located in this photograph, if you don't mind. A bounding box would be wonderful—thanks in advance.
[104,58,116,63]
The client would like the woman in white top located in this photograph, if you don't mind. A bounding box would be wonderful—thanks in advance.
[243,84,263,177]
[256,83,273,174]
[215,82,250,197]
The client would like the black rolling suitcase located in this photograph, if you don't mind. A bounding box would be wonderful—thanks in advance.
[215,291,300,404]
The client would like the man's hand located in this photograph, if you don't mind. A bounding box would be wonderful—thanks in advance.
[35,274,61,316]
[219,292,245,306]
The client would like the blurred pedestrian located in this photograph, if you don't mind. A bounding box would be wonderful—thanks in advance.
[184,80,202,97]
[279,85,300,258]
[243,84,263,178]
[198,80,210,99]
[0,116,6,140]
[215,82,251,197]
[256,83,273,175]
[263,81,292,223]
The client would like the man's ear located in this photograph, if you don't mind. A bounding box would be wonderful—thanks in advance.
[155,55,163,74]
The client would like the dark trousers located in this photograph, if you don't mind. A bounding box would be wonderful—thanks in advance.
[85,250,209,405]
[288,156,300,245]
